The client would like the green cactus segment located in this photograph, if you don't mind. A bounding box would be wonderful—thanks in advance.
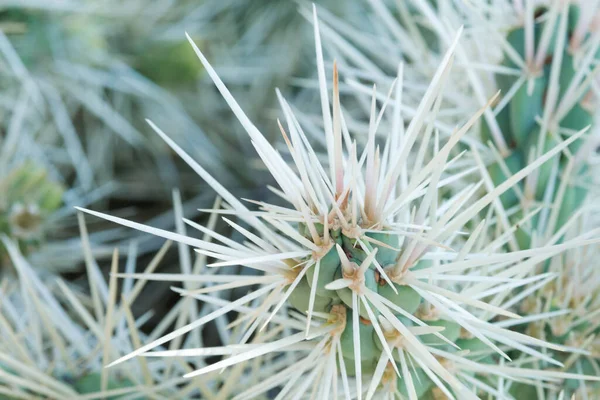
[299,222,329,240]
[291,219,504,394]
[488,151,524,209]
[288,276,332,314]
[378,282,422,315]
[291,221,427,382]
[0,162,64,258]
[509,75,546,148]
[488,4,595,245]
[508,382,540,399]
[513,209,538,250]
[306,245,341,298]
[74,373,134,398]
[336,268,378,319]
[560,103,593,155]
[481,105,510,146]
[397,367,433,397]
[365,231,399,266]
[556,183,587,229]
[341,234,367,263]
[135,40,203,87]
[340,311,379,361]
[564,357,600,391]
[340,357,378,377]
[456,338,494,364]
[528,129,559,200]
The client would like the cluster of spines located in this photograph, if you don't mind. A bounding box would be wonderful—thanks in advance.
[483,4,594,249]
[477,4,600,397]
[288,215,497,397]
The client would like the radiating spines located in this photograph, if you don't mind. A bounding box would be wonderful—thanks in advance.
[473,2,600,249]
[69,3,600,399]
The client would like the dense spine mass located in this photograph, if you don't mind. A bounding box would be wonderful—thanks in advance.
[484,5,593,248]
[480,3,600,398]
[75,6,600,398]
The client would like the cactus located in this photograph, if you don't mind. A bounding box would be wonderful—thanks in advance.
[312,1,596,247]
[478,3,597,250]
[0,162,63,262]
[76,8,600,398]
[306,4,600,398]
[507,239,600,399]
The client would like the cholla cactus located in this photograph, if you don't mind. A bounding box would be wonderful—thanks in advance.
[309,1,597,236]
[77,7,600,399]
[0,162,63,263]
[472,1,599,249]
[504,207,600,398]
[288,2,600,397]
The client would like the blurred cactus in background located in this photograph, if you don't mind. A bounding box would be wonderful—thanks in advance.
[478,2,597,250]
[0,162,63,263]
[0,1,363,257]
[0,2,223,202]
[0,0,363,198]
[162,0,368,189]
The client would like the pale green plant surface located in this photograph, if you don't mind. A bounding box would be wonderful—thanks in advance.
[297,0,600,398]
